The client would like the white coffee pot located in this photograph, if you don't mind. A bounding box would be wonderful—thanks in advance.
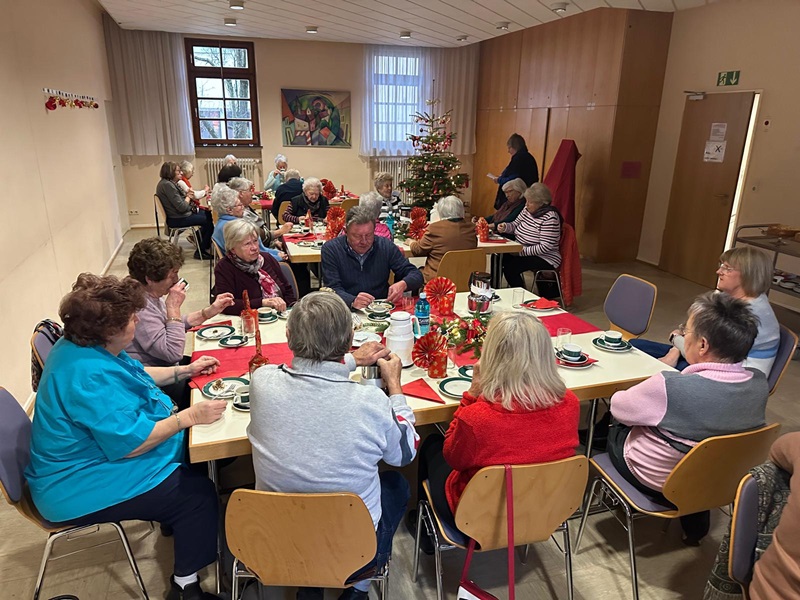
[383,311,420,367]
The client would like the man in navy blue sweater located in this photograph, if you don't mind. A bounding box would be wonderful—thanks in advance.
[321,206,424,309]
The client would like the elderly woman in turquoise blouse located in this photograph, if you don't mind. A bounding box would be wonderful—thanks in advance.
[25,273,227,600]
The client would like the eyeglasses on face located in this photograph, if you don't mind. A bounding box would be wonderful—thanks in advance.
[677,323,694,337]
[717,262,738,273]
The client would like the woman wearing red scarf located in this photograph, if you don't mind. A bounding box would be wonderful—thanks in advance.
[213,220,296,316]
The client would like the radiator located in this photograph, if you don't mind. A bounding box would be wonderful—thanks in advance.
[371,157,412,206]
[204,157,262,188]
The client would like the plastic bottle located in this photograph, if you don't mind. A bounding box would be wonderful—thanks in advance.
[415,292,431,335]
[385,212,395,240]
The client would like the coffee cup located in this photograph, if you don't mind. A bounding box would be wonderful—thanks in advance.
[369,301,391,315]
[603,331,624,346]
[257,307,275,320]
[314,240,324,248]
[561,343,583,362]
[234,385,250,404]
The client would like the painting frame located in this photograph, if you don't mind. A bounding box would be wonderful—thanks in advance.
[280,89,351,148]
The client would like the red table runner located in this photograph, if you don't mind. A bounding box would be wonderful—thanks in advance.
[189,342,294,388]
[539,313,602,336]
[257,198,274,209]
[284,233,319,242]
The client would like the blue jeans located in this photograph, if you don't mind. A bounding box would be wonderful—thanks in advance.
[167,211,213,252]
[346,471,410,589]
[629,339,689,371]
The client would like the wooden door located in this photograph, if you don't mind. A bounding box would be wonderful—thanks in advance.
[659,92,754,287]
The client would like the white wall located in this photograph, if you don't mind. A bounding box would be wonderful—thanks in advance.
[0,0,124,402]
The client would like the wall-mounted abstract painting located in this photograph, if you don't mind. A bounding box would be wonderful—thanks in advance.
[281,89,351,147]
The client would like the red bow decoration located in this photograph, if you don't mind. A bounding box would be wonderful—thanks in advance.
[425,277,457,315]
[475,217,489,242]
[410,207,427,222]
[408,219,427,240]
[320,178,337,199]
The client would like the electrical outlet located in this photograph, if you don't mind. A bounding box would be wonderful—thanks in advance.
[128,210,139,215]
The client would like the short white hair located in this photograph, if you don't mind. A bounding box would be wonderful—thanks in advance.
[436,195,464,219]
[179,160,195,177]
[302,177,322,194]
[284,169,301,182]
[501,178,527,196]
[211,185,239,214]
[358,191,383,221]
[227,177,252,192]
[274,154,287,166]
[524,182,553,207]
[223,219,259,251]
[224,154,237,166]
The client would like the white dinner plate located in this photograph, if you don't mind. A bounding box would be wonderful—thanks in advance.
[352,331,382,347]
[196,325,236,340]
[438,377,472,399]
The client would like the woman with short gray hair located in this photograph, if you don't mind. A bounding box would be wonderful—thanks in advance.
[283,176,330,224]
[498,182,562,298]
[212,219,296,315]
[374,171,401,221]
[410,195,477,282]
[476,177,527,233]
[248,291,418,600]
[265,153,288,192]
[228,177,293,249]
[176,160,208,201]
[358,191,392,239]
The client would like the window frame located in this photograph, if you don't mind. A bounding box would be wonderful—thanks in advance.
[368,51,423,156]
[185,38,260,147]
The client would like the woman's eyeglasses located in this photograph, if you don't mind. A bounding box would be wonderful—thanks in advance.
[677,323,694,336]
[717,262,738,273]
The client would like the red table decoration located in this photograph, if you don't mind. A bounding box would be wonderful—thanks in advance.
[475,217,489,242]
[425,277,457,315]
[413,331,448,378]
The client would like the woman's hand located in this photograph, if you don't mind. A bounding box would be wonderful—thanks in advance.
[276,223,293,236]
[467,361,482,398]
[211,292,235,315]
[471,216,478,224]
[165,281,187,312]
[279,251,289,261]
[186,400,227,426]
[496,223,508,234]
[185,356,220,378]
[263,297,287,312]
[273,169,281,177]
[378,353,403,395]
[659,347,681,368]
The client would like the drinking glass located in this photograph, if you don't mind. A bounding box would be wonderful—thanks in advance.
[512,289,525,307]
[402,291,413,312]
[447,342,459,371]
[556,328,572,351]
[241,313,257,337]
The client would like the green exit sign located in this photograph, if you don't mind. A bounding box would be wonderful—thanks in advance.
[717,70,741,86]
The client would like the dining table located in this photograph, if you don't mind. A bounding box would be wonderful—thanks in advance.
[187,287,673,465]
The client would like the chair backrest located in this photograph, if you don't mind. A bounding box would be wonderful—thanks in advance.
[603,274,657,339]
[339,198,358,215]
[767,325,797,395]
[454,455,588,552]
[154,194,167,237]
[661,424,781,516]
[30,320,63,393]
[0,388,32,505]
[728,473,759,589]
[225,489,377,588]
[277,201,292,225]
[437,249,487,292]
[211,239,225,261]
[279,262,299,300]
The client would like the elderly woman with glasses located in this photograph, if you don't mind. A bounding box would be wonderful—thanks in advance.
[609,291,769,545]
[264,153,288,193]
[25,273,226,600]
[374,171,401,221]
[210,184,287,262]
[283,177,330,224]
[213,220,296,315]
[631,246,779,374]
[248,291,418,600]
[226,176,292,246]
[410,195,477,283]
[474,178,527,235]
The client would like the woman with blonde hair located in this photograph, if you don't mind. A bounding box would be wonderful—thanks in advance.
[409,310,579,550]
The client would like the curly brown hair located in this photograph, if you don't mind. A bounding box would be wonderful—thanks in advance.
[59,274,147,347]
[127,238,185,284]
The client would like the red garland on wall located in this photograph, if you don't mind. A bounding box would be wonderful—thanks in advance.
[42,87,99,112]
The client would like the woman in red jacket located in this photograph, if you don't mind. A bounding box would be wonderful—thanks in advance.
[412,310,579,549]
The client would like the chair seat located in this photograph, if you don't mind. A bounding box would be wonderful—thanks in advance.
[591,454,678,515]
[422,480,469,547]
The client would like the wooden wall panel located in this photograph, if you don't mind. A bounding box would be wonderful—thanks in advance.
[543,107,569,176]
[477,32,522,110]
[592,9,627,106]
[472,109,517,216]
[568,13,601,107]
[618,10,673,107]
[517,26,548,109]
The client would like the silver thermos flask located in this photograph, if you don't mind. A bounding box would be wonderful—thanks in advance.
[360,364,386,392]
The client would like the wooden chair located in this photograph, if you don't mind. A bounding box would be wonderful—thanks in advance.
[277,201,292,225]
[767,325,798,395]
[412,456,588,600]
[0,388,148,600]
[339,198,358,215]
[603,274,657,339]
[728,473,759,599]
[575,424,781,600]
[225,489,389,600]
[279,262,299,300]
[436,248,487,292]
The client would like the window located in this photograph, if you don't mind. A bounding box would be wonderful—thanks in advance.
[185,38,260,146]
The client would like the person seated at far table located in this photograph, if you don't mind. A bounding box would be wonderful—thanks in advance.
[25,273,227,600]
[264,153,288,193]
[410,310,579,551]
[126,238,235,406]
[273,168,303,221]
[248,291,419,600]
[374,171,401,221]
[475,178,527,235]
[608,291,769,546]
[749,432,800,600]
[177,161,209,203]
[283,177,330,224]
[155,161,214,260]
[226,177,292,252]
[216,154,241,183]
[357,191,392,240]
[214,220,297,315]
[631,246,779,375]
[210,185,287,262]
[411,195,477,283]
[498,182,562,299]
[321,206,424,310]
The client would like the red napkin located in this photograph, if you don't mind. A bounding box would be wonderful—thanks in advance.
[189,342,294,388]
[539,314,602,336]
[284,233,317,242]
[189,320,232,333]
[453,351,479,367]
[259,198,274,209]
[401,379,446,404]
[556,356,599,367]
[523,298,560,309]
[483,237,508,244]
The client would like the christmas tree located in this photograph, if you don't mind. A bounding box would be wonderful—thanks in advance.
[399,100,469,211]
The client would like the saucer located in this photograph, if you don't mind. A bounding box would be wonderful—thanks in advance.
[297,241,321,248]
[258,314,278,324]
[555,350,588,365]
[219,335,248,347]
[457,365,474,379]
[202,376,249,399]
[556,357,594,370]
[522,304,558,312]
[277,309,292,320]
[367,312,391,322]
[196,325,235,340]
[592,338,633,352]
[232,400,251,412]
[352,331,382,347]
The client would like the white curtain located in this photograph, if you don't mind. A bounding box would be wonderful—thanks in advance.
[360,44,478,158]
[103,15,194,156]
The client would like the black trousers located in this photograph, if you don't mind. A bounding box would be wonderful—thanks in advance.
[168,211,214,253]
[65,466,219,576]
[606,422,710,540]
[416,434,459,534]
[501,254,558,299]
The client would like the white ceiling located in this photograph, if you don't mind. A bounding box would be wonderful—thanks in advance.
[99,0,717,47]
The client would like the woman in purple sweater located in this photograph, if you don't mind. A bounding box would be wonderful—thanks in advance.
[214,220,297,315]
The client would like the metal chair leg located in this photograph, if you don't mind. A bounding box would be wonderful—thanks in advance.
[563,521,574,600]
[411,502,425,582]
[585,398,599,458]
[517,544,529,565]
[110,522,149,600]
[33,531,61,600]
[231,558,240,600]
[622,502,640,600]
[575,477,602,551]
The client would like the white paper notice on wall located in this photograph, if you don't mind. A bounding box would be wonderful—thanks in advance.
[709,122,727,141]
[704,140,727,163]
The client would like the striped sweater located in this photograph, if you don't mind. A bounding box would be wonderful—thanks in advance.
[504,206,562,268]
